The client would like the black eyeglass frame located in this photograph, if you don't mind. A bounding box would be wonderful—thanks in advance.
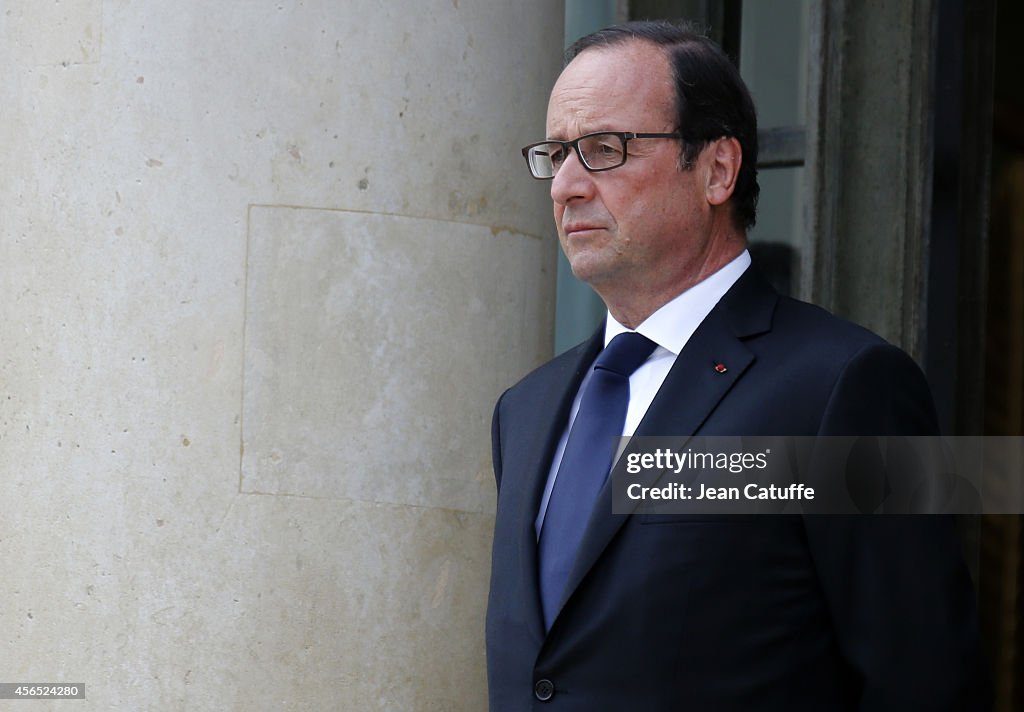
[520,131,685,179]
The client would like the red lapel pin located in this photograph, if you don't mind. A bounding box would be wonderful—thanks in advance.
[714,362,728,374]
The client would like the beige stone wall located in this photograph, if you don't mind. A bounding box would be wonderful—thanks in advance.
[0,1,562,709]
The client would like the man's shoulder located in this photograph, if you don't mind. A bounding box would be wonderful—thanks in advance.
[748,292,938,434]
[721,266,891,351]
[745,291,929,394]
[771,294,888,348]
[719,270,934,412]
[499,333,599,405]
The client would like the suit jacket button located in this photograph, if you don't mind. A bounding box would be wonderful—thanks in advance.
[534,679,555,701]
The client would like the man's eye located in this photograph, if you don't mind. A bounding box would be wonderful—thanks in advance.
[597,141,622,157]
[548,146,566,165]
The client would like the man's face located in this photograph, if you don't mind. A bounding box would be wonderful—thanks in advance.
[546,42,717,302]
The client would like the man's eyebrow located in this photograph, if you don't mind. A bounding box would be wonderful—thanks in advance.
[544,126,621,140]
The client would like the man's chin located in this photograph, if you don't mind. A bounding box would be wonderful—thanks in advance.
[566,255,620,288]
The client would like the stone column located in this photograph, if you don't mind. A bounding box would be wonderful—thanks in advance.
[0,1,563,709]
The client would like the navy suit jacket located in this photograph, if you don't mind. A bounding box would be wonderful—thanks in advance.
[486,268,984,711]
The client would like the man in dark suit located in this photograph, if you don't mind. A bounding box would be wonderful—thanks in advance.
[486,21,984,711]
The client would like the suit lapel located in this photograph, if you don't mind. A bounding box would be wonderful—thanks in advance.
[514,330,604,638]
[553,269,777,627]
[633,303,758,437]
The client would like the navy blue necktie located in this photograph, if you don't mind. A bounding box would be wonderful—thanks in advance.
[538,332,657,629]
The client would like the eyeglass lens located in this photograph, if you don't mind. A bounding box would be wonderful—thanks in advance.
[528,133,626,177]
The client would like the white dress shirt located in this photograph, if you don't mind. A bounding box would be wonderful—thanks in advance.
[535,250,751,537]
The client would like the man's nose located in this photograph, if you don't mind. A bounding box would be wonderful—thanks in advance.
[550,149,596,206]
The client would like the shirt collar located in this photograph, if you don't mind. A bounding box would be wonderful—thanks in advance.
[603,250,751,355]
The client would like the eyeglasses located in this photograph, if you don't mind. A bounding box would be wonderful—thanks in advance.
[521,131,684,179]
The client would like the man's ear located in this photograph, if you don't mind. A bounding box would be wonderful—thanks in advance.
[705,137,742,207]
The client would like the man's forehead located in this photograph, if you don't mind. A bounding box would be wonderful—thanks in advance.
[546,42,674,134]
[554,41,670,93]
